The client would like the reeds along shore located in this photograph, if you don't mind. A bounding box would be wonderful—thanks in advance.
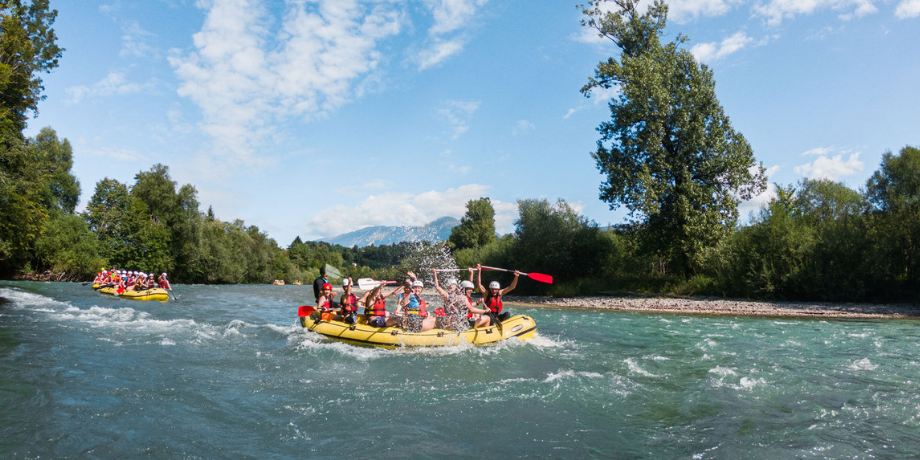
[504,296,920,319]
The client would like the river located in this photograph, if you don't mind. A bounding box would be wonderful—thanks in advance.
[1,281,918,458]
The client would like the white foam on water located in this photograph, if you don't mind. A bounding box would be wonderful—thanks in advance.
[526,333,575,350]
[736,376,766,390]
[848,358,878,371]
[697,338,719,351]
[543,369,604,383]
[708,366,738,378]
[625,357,659,377]
[0,287,70,311]
[267,323,302,336]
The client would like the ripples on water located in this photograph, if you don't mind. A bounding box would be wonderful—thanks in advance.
[1,281,919,459]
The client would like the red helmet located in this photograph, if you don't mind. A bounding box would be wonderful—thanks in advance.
[322,283,333,291]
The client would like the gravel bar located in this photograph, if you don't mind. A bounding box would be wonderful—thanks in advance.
[504,295,920,319]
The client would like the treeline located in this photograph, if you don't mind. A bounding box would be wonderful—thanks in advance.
[4,150,423,284]
[445,147,920,304]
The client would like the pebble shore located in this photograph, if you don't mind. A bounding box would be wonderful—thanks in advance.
[503,295,920,319]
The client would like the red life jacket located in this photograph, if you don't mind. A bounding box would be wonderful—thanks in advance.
[340,294,358,313]
[485,293,502,314]
[365,297,386,317]
[319,297,334,311]
[466,294,474,318]
[405,295,428,317]
[434,307,446,317]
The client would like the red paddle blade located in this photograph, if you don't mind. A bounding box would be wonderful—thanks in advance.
[298,305,316,317]
[527,272,553,284]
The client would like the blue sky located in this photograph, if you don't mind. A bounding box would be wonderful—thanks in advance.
[24,0,920,246]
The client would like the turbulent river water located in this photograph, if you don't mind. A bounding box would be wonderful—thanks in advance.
[1,281,918,459]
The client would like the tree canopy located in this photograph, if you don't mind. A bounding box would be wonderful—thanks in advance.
[0,0,63,136]
[580,0,765,274]
[448,197,497,250]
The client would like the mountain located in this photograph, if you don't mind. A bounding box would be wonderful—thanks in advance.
[322,216,460,248]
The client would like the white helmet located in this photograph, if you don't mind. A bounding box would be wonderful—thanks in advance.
[460,281,474,289]
[489,281,501,290]
[342,278,352,287]
[446,278,458,287]
[412,280,424,288]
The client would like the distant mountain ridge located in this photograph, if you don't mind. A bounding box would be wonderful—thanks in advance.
[321,216,460,248]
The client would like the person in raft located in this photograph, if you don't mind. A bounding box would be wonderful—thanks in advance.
[336,278,360,324]
[360,283,402,327]
[476,263,519,325]
[158,273,171,290]
[312,266,328,303]
[432,269,480,331]
[314,283,339,319]
[394,280,436,333]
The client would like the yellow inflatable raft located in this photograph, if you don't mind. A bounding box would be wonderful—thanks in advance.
[93,284,170,302]
[297,306,536,348]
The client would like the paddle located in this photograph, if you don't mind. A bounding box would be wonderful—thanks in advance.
[432,268,479,272]
[324,264,343,281]
[480,265,553,284]
[298,305,317,317]
[356,278,397,291]
[488,311,504,335]
[168,288,179,301]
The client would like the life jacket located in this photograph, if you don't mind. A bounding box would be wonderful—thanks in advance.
[466,294,474,318]
[159,279,168,288]
[434,307,446,317]
[485,293,502,314]
[319,297,334,311]
[404,295,427,317]
[365,297,386,317]
[340,294,358,313]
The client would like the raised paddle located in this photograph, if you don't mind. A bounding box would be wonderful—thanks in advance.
[480,265,553,284]
[298,305,317,317]
[356,278,398,291]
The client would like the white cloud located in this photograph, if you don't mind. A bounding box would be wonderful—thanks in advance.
[896,0,920,18]
[438,100,480,138]
[754,0,880,26]
[417,38,465,70]
[512,120,535,135]
[426,0,488,35]
[691,31,754,63]
[169,0,402,163]
[66,71,150,103]
[302,183,516,239]
[120,21,158,59]
[414,0,488,69]
[793,147,864,180]
[801,146,835,156]
[667,0,745,22]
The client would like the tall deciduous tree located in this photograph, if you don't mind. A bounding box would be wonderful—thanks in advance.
[448,197,496,250]
[580,0,765,274]
[0,0,63,136]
